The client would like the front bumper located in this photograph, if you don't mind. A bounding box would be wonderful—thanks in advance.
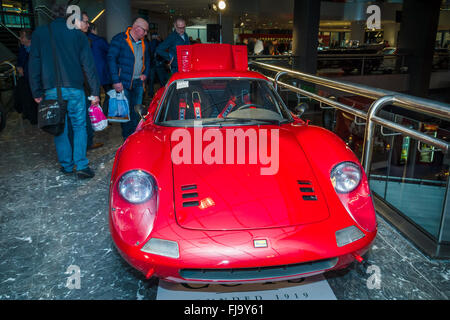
[110,215,376,284]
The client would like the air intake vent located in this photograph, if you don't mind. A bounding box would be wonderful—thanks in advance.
[181,184,197,191]
[180,258,339,281]
[182,192,198,199]
[183,200,200,207]
[298,180,317,200]
[181,185,199,207]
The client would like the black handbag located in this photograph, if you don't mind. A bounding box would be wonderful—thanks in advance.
[37,24,68,136]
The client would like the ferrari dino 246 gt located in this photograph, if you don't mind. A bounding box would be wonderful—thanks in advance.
[108,44,377,284]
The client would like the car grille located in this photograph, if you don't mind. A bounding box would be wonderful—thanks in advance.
[179,257,338,281]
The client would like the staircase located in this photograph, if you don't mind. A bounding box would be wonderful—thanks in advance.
[0,27,20,58]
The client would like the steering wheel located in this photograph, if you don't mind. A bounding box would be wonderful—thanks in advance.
[236,103,264,111]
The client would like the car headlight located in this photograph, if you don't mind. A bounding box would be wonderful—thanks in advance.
[330,162,361,193]
[118,170,154,204]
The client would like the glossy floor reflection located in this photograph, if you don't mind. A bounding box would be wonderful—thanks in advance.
[0,111,449,300]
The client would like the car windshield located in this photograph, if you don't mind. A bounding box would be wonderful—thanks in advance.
[157,78,292,126]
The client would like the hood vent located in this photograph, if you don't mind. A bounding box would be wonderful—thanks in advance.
[181,184,197,191]
[298,180,317,201]
[182,192,198,199]
[181,185,199,207]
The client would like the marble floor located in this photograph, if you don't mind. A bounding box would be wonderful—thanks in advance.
[0,111,449,300]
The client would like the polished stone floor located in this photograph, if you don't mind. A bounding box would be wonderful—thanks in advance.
[1,111,449,300]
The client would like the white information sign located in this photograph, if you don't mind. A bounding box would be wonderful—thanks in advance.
[156,274,337,300]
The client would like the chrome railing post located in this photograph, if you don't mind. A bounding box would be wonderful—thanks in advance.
[362,95,396,173]
[274,71,288,91]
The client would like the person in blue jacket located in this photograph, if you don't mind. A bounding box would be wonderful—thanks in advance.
[87,23,112,108]
[107,17,150,140]
[29,5,99,178]
[155,17,190,74]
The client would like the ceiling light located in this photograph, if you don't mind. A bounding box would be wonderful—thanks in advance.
[91,9,105,23]
[218,0,226,10]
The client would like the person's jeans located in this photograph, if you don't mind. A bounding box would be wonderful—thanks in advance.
[121,79,144,140]
[45,87,89,172]
[68,97,93,149]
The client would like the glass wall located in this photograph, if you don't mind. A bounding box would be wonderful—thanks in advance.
[369,115,450,239]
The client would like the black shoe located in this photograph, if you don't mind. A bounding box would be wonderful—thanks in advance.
[60,167,74,175]
[76,167,95,179]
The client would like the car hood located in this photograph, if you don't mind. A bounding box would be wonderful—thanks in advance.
[170,126,330,231]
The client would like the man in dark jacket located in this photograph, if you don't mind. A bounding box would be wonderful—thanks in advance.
[107,17,150,140]
[29,5,100,178]
[88,23,112,117]
[156,17,190,74]
[147,33,164,97]
[16,29,37,124]
[88,23,112,91]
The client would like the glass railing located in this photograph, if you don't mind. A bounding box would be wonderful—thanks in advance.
[367,116,448,240]
[253,62,450,257]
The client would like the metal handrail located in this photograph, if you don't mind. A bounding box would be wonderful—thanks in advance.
[34,5,55,15]
[0,21,20,40]
[249,61,450,173]
[34,5,55,21]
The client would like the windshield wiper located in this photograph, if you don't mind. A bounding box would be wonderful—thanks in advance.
[198,117,285,127]
[225,117,284,125]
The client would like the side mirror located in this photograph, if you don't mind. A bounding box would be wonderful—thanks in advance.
[134,104,148,119]
[294,102,308,117]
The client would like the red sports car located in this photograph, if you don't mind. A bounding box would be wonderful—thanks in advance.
[108,44,377,284]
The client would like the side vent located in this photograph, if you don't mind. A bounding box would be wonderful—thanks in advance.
[298,180,317,201]
[181,184,197,191]
[181,185,199,207]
